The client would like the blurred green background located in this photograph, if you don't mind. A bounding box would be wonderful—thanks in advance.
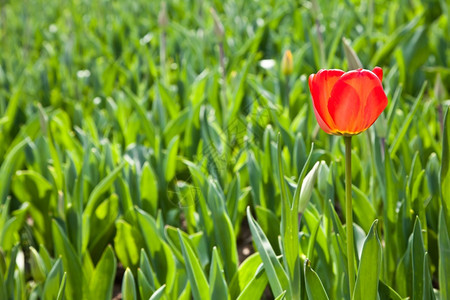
[0,0,448,299]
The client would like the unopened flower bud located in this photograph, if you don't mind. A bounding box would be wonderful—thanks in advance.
[29,247,47,283]
[158,2,168,28]
[210,8,224,41]
[343,37,362,70]
[299,161,320,214]
[374,112,387,138]
[434,73,446,102]
[281,50,293,76]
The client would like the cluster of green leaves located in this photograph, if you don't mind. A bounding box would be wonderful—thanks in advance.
[0,0,448,299]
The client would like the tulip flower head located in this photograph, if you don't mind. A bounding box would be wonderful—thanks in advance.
[309,67,388,136]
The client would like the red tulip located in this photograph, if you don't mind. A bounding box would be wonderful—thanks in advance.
[308,67,388,136]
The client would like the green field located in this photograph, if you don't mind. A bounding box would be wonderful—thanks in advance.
[0,0,449,299]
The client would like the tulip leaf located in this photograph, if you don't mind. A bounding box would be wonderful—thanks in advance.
[163,135,179,181]
[125,88,156,146]
[52,220,87,300]
[140,162,158,216]
[114,220,142,270]
[274,290,287,300]
[378,280,403,300]
[247,206,288,297]
[208,179,238,282]
[441,106,450,211]
[149,284,166,300]
[412,217,425,300]
[178,229,210,300]
[56,273,67,300]
[438,207,450,300]
[352,220,381,300]
[89,245,117,300]
[136,208,176,290]
[422,253,435,300]
[304,259,330,300]
[209,247,229,300]
[29,246,47,283]
[137,268,154,299]
[255,206,281,253]
[277,134,314,299]
[84,162,125,216]
[42,258,63,300]
[389,81,426,158]
[122,268,137,300]
[370,16,420,66]
[0,138,29,205]
[232,254,268,300]
[351,185,377,233]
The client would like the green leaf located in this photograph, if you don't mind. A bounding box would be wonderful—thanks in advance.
[140,162,158,216]
[370,16,421,66]
[137,268,154,299]
[178,229,210,300]
[89,245,117,300]
[52,220,87,300]
[422,253,435,300]
[351,185,377,235]
[274,290,287,300]
[122,268,137,300]
[304,259,329,300]
[412,217,425,300]
[0,138,29,204]
[236,268,268,300]
[209,247,229,300]
[4,244,19,298]
[11,170,53,209]
[124,87,155,147]
[0,203,28,251]
[255,206,281,253]
[56,273,67,300]
[114,220,142,270]
[378,280,403,300]
[438,207,450,300]
[389,82,426,158]
[230,253,267,300]
[164,135,179,181]
[277,135,313,299]
[352,220,381,300]
[29,246,47,283]
[306,216,322,262]
[84,162,125,216]
[208,180,239,282]
[441,107,450,211]
[247,206,288,297]
[42,258,64,300]
[149,284,166,300]
[135,208,175,290]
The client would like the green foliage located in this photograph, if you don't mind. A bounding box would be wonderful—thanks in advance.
[0,0,448,298]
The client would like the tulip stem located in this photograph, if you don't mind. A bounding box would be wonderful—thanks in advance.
[345,136,355,298]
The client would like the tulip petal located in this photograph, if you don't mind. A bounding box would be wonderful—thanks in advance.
[328,69,387,134]
[362,85,388,130]
[372,67,383,82]
[308,69,345,133]
[327,80,362,133]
